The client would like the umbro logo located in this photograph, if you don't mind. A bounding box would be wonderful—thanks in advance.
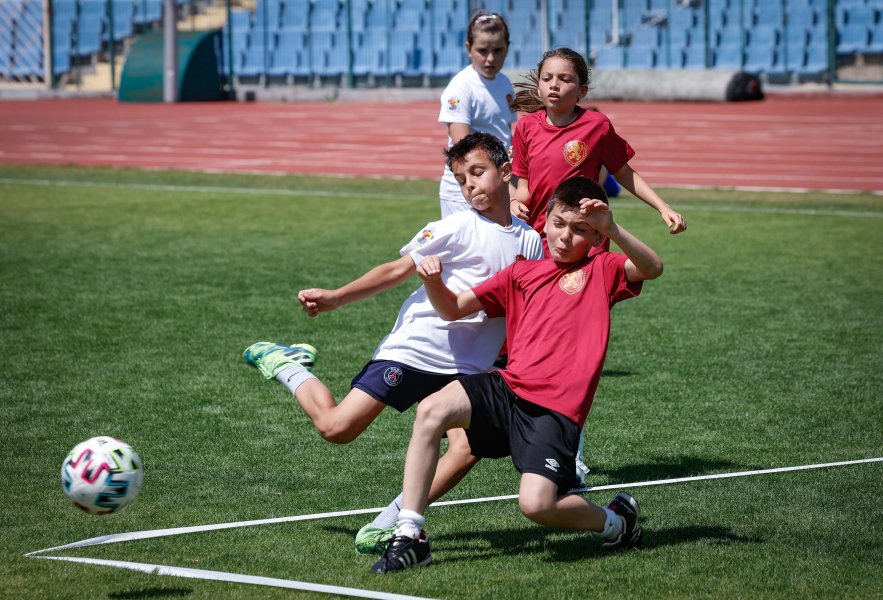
[545,458,560,472]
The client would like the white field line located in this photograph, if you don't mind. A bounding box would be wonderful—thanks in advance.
[32,556,434,600]
[25,457,882,600]
[2,177,883,211]
[27,456,883,557]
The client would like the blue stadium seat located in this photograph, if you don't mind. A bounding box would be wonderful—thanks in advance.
[682,44,708,69]
[750,24,780,49]
[111,0,134,40]
[714,43,743,69]
[869,22,883,53]
[512,41,542,70]
[799,44,828,76]
[433,43,464,77]
[279,1,307,31]
[593,45,624,69]
[743,44,778,74]
[74,15,104,56]
[837,22,869,53]
[237,43,268,76]
[626,44,655,69]
[309,3,338,32]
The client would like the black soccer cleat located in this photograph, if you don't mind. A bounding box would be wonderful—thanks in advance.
[370,533,432,573]
[601,492,643,550]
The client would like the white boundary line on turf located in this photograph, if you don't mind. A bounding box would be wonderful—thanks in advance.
[2,177,882,217]
[27,457,883,557]
[32,556,434,600]
[24,458,882,600]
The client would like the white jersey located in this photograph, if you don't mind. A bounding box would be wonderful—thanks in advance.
[373,210,543,374]
[438,66,515,217]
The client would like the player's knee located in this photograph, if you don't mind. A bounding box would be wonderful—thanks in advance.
[314,416,361,445]
[414,396,454,437]
[518,494,556,524]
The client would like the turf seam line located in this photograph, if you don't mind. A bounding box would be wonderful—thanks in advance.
[32,556,434,600]
[27,456,882,556]
[2,177,882,214]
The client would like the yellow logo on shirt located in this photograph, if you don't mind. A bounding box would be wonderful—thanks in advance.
[447,97,460,110]
[558,269,586,295]
[564,140,588,167]
[416,229,434,246]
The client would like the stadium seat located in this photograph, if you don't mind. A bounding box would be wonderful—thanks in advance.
[714,43,743,69]
[681,44,709,69]
[238,43,268,76]
[870,22,883,53]
[309,3,338,32]
[433,43,464,77]
[279,1,307,32]
[837,22,869,53]
[743,44,778,75]
[111,0,134,40]
[799,44,828,76]
[750,24,780,49]
[593,45,624,69]
[626,44,655,69]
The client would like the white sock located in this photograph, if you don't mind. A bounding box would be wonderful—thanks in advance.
[371,493,403,529]
[593,507,624,540]
[275,365,317,395]
[394,508,425,539]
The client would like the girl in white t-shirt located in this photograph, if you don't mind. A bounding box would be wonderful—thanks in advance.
[438,10,515,217]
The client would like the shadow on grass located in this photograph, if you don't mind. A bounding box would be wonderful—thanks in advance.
[108,588,193,599]
[320,522,758,567]
[590,455,743,485]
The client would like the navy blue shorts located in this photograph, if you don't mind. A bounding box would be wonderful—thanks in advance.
[351,360,461,413]
[459,371,580,494]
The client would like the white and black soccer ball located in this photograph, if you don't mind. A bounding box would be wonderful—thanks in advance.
[60,436,143,515]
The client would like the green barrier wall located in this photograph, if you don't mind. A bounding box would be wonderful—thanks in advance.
[119,29,224,102]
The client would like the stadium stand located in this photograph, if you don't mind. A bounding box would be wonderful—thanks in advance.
[2,0,881,90]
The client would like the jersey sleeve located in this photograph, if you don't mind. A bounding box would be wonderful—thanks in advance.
[402,217,462,265]
[510,118,529,178]
[438,75,473,126]
[599,119,636,175]
[472,263,513,319]
[601,252,643,305]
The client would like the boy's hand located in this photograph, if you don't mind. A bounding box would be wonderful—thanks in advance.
[297,288,339,317]
[416,256,443,284]
[578,198,614,235]
[509,198,528,221]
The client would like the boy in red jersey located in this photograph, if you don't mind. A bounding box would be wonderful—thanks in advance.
[370,176,663,573]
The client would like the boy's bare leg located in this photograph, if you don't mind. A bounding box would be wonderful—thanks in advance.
[517,474,606,530]
[429,428,480,501]
[399,382,473,523]
[292,380,386,444]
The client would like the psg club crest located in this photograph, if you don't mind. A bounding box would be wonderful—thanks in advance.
[563,140,588,167]
[383,366,404,387]
[558,269,586,295]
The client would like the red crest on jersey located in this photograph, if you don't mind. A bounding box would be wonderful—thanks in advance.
[558,269,586,295]
[563,140,588,167]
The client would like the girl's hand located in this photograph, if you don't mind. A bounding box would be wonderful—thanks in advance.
[660,206,687,234]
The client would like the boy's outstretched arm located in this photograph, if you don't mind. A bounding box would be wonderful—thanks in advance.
[298,255,416,317]
[581,199,664,282]
[416,255,484,321]
[612,163,687,234]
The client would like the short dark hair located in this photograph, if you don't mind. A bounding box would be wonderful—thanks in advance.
[443,132,509,171]
[546,176,608,215]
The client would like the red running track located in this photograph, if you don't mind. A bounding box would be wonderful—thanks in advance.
[0,94,881,193]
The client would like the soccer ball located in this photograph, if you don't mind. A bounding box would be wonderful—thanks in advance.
[60,436,143,515]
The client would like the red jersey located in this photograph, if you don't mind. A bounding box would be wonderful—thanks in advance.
[510,107,635,237]
[473,252,642,427]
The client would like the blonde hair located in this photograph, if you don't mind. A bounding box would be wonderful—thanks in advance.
[511,48,591,114]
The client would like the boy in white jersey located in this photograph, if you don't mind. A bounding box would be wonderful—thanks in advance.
[243,133,543,547]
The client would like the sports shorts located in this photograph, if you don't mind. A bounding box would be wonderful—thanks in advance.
[459,371,580,494]
[351,360,460,413]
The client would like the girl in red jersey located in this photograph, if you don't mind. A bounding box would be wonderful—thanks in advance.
[508,47,687,240]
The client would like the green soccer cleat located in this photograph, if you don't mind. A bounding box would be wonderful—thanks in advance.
[355,524,397,555]
[243,342,317,379]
